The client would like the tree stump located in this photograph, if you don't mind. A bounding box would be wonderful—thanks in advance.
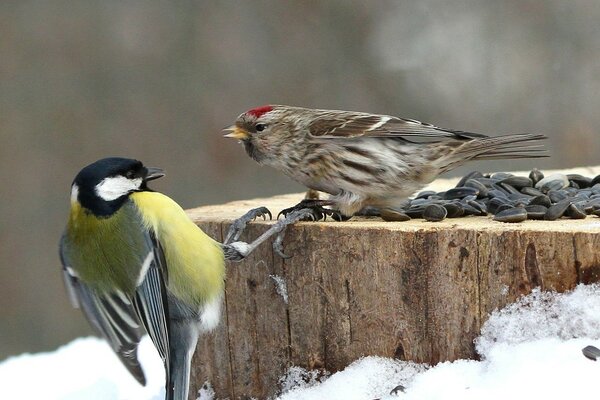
[186,166,600,399]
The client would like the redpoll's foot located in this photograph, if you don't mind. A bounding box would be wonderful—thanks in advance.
[277,200,349,222]
[224,206,272,245]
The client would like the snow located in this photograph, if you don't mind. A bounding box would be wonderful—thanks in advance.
[0,336,165,400]
[1,284,599,400]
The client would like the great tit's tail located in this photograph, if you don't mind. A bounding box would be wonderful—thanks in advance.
[166,322,198,400]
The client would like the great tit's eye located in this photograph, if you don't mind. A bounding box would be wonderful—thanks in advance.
[255,123,267,132]
[125,170,136,179]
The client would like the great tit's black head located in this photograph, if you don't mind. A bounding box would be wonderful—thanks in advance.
[71,157,165,216]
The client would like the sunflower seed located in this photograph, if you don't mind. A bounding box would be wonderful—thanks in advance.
[535,174,569,193]
[544,199,571,220]
[529,168,544,185]
[424,204,448,222]
[525,205,548,220]
[501,176,533,189]
[529,195,552,208]
[494,207,528,223]
[444,187,479,200]
[380,209,411,222]
[443,202,465,218]
[456,171,484,188]
[465,179,489,197]
[567,203,587,219]
[490,172,514,180]
[521,186,545,197]
[548,190,570,203]
[415,190,436,200]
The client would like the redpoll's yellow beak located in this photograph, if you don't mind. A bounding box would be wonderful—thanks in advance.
[223,125,250,140]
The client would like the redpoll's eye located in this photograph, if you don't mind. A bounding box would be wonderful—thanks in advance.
[255,123,267,132]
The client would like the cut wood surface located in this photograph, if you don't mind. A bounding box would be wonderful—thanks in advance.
[187,166,600,399]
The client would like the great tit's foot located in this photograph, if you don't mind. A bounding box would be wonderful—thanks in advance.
[277,200,346,222]
[224,206,272,245]
[583,345,600,361]
[222,242,250,262]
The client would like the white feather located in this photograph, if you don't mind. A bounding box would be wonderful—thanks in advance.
[70,184,79,204]
[95,176,142,201]
[367,116,391,131]
[200,296,223,332]
[136,251,155,286]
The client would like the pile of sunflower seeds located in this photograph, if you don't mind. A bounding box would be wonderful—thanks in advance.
[394,169,600,223]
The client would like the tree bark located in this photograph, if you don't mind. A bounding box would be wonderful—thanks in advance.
[187,166,600,399]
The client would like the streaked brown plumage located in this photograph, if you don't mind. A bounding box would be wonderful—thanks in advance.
[225,105,547,217]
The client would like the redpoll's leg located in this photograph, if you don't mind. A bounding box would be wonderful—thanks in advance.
[223,208,316,261]
[224,206,272,245]
[304,189,320,200]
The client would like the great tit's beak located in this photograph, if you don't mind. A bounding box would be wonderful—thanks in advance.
[223,125,250,140]
[145,167,165,181]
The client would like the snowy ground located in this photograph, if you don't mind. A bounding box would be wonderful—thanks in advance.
[2,285,599,400]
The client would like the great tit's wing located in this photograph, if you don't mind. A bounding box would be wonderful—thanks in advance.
[132,230,171,380]
[308,111,488,143]
[59,234,147,385]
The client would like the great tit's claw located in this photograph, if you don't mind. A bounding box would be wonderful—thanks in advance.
[273,234,292,259]
[225,206,273,244]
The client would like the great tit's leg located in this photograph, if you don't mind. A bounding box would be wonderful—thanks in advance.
[583,345,600,361]
[278,199,348,222]
[223,206,272,245]
[224,208,316,261]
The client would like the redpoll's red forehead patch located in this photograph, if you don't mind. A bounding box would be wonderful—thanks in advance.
[246,105,273,118]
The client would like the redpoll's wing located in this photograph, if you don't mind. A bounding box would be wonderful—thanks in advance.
[308,111,487,142]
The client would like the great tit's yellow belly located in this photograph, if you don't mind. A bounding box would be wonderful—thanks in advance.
[130,192,225,308]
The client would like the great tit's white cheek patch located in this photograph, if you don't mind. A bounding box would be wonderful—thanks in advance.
[95,176,142,201]
[70,184,80,204]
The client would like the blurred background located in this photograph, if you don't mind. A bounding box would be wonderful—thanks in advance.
[1,0,598,359]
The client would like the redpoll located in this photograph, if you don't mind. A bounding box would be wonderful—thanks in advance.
[225,105,547,218]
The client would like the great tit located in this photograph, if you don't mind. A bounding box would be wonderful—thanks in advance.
[59,157,311,399]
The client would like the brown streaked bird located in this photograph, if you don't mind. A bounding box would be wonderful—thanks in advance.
[225,105,547,219]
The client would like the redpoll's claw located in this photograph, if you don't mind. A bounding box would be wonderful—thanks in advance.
[277,199,347,222]
[224,206,272,245]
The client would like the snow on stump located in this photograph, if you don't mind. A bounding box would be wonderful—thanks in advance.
[185,166,600,399]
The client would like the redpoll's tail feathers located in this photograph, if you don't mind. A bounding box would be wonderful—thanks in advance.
[439,133,548,172]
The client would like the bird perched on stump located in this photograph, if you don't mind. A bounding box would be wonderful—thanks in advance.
[225,105,547,220]
[59,157,310,400]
